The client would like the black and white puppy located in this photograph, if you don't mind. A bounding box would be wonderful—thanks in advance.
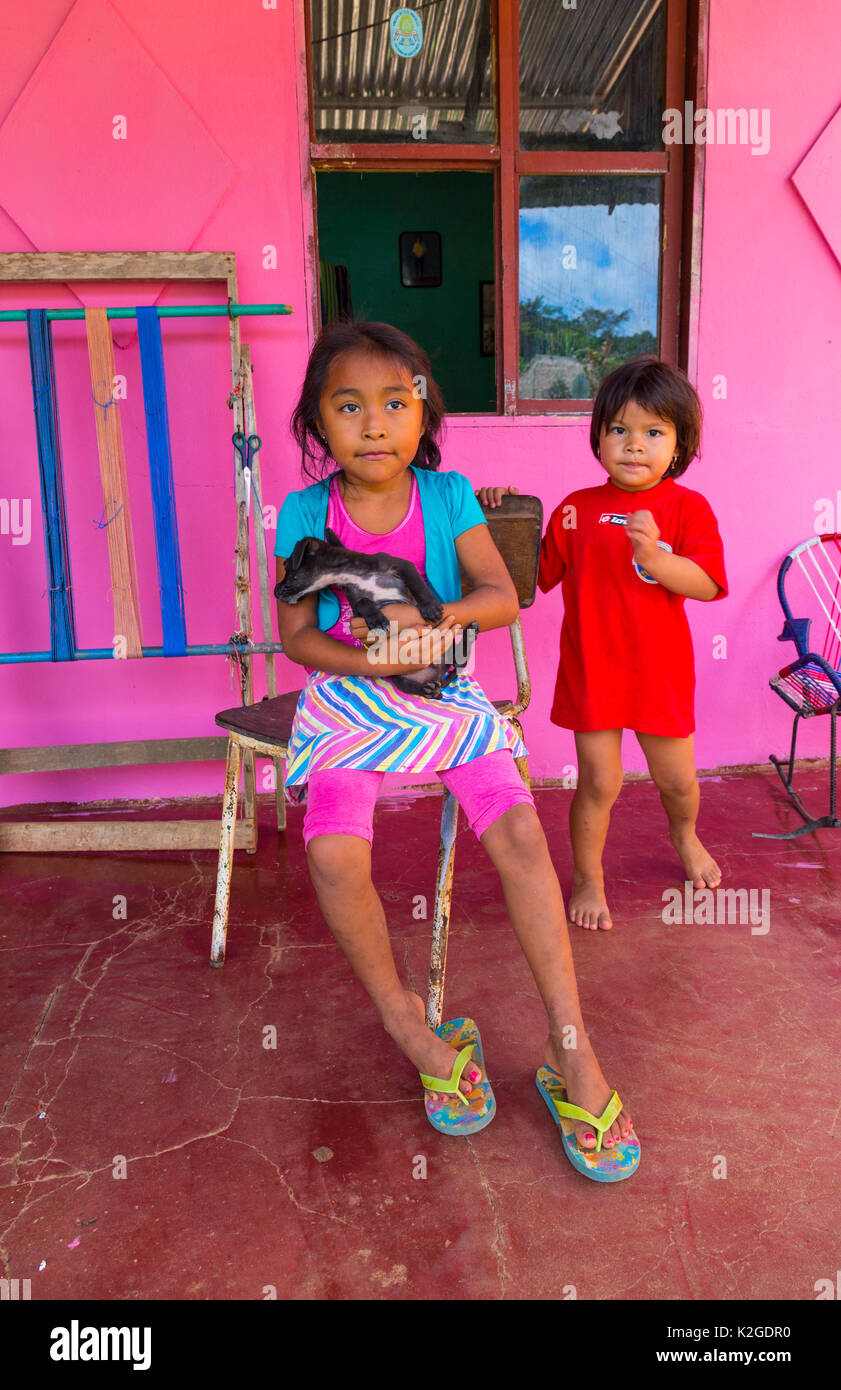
[275,527,478,698]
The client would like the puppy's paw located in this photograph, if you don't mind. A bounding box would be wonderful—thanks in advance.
[391,672,443,699]
[418,601,444,625]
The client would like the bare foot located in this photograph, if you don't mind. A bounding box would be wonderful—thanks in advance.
[567,871,613,930]
[544,1032,633,1151]
[672,831,721,888]
[385,990,483,1104]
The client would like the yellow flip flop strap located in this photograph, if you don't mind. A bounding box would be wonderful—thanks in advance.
[419,1043,476,1107]
[551,1090,622,1153]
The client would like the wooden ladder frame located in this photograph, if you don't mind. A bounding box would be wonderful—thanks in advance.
[0,251,284,853]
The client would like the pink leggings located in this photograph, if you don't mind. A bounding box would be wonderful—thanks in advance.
[302,748,535,849]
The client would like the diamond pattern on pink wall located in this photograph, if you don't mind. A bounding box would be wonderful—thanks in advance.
[792,103,841,269]
[0,0,235,305]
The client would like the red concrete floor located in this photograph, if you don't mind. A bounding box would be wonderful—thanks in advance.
[1,767,840,1302]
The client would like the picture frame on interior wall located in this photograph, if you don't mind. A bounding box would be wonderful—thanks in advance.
[399,231,442,287]
[479,280,495,356]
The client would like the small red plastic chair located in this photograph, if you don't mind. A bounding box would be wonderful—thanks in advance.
[755,533,841,839]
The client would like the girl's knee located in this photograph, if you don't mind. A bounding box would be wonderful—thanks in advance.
[306,834,371,888]
[653,771,698,800]
[576,767,623,804]
[483,802,545,858]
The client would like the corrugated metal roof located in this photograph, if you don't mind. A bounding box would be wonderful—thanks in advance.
[310,0,665,145]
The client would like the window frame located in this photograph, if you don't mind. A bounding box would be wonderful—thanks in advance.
[302,0,694,417]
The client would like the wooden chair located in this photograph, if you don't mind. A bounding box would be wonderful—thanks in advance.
[754,533,841,839]
[210,494,543,1028]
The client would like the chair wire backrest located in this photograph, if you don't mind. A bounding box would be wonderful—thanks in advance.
[779,534,841,669]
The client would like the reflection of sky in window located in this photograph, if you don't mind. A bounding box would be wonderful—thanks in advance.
[519,202,660,337]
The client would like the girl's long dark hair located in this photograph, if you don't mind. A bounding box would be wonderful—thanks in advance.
[291,320,447,483]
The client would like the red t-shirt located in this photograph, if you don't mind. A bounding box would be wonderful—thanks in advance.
[537,477,728,737]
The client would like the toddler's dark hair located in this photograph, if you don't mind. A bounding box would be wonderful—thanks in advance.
[291,320,446,482]
[589,355,702,478]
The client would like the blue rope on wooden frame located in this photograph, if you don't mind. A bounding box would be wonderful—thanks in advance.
[136,306,187,657]
[26,309,77,662]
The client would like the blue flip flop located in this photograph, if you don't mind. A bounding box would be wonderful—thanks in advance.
[420,1017,496,1136]
[536,1065,640,1182]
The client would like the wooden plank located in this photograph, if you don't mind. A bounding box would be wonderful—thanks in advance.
[659,0,688,366]
[223,254,258,852]
[298,0,322,337]
[516,151,669,174]
[0,736,231,775]
[241,343,286,831]
[0,252,236,281]
[85,307,144,658]
[228,340,257,841]
[0,819,257,853]
[497,0,518,414]
[518,397,593,413]
[309,144,500,165]
[680,0,710,382]
[242,345,277,700]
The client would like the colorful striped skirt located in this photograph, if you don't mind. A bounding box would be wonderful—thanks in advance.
[283,670,528,805]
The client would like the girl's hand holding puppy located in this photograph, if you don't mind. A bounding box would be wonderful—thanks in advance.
[349,607,461,650]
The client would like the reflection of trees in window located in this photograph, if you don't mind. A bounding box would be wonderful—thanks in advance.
[519,298,657,396]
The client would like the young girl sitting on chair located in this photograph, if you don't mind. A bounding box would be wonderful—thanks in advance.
[479,355,729,932]
[273,320,639,1181]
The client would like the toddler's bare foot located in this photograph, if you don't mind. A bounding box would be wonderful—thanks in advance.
[567,872,613,930]
[544,1032,633,1151]
[384,990,483,1102]
[672,831,721,888]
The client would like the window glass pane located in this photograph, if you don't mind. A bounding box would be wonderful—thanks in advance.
[520,0,666,151]
[310,1,494,144]
[519,175,661,400]
[316,171,497,413]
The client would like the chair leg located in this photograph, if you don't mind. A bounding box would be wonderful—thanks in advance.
[771,710,802,792]
[756,708,841,838]
[509,716,530,788]
[242,746,258,853]
[211,736,242,966]
[274,756,286,832]
[829,707,837,820]
[425,723,529,1019]
[427,789,459,1030]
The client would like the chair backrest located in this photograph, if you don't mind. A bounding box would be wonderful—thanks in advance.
[457,494,543,717]
[777,533,841,671]
[458,494,543,605]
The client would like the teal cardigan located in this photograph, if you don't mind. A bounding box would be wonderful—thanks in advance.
[273,465,486,633]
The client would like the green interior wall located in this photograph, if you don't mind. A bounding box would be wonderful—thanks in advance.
[315,171,496,414]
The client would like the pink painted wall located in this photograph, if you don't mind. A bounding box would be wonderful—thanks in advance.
[2,0,840,813]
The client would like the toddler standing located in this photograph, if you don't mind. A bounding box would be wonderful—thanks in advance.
[479,355,728,931]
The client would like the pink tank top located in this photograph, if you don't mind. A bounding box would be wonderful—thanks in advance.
[321,472,429,650]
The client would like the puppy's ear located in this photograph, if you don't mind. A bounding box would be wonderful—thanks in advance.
[287,537,311,573]
[324,527,343,548]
